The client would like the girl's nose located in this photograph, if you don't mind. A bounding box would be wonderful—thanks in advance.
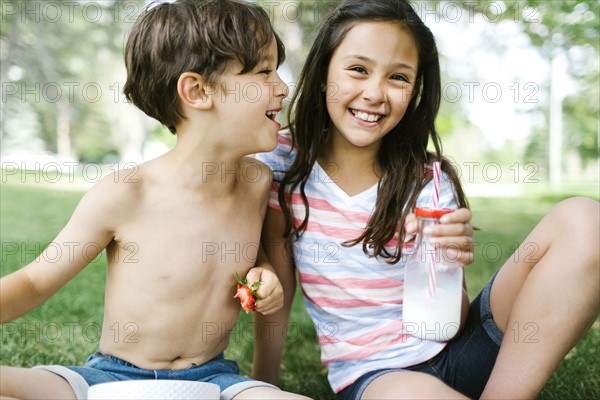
[362,78,385,104]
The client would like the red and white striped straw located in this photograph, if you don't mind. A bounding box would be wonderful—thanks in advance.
[432,161,441,209]
[428,252,437,297]
[428,161,442,297]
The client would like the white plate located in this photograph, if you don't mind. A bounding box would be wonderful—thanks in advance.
[87,380,220,399]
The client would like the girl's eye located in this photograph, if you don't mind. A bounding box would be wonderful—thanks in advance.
[348,66,367,74]
[391,74,409,83]
[259,69,273,75]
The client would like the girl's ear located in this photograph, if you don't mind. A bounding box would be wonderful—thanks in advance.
[177,72,213,110]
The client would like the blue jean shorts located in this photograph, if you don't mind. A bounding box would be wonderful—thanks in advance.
[338,271,503,400]
[34,352,278,400]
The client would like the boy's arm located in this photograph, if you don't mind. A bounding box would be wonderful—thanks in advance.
[0,176,120,323]
[252,207,296,385]
[246,247,283,315]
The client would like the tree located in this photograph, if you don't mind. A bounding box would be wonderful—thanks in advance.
[441,0,599,185]
[1,0,147,162]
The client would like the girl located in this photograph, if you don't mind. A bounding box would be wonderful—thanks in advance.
[253,0,600,398]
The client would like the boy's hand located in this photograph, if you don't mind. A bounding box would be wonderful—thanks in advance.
[245,267,284,315]
[404,208,474,266]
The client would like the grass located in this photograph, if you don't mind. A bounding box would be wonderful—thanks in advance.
[1,179,598,399]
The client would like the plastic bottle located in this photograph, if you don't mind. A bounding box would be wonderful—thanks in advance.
[403,207,463,341]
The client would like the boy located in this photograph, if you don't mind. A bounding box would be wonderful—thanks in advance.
[0,1,308,399]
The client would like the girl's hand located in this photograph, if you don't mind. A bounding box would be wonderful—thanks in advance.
[429,208,474,266]
[404,208,474,266]
[245,267,284,315]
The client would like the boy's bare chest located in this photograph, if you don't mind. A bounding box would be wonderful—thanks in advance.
[112,197,263,269]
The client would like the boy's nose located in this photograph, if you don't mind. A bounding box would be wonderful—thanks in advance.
[274,73,289,99]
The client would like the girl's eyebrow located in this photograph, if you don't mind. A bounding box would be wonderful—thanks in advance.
[344,54,416,72]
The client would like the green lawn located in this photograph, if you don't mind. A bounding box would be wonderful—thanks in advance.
[1,181,598,399]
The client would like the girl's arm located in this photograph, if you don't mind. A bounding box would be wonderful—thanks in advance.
[252,207,296,385]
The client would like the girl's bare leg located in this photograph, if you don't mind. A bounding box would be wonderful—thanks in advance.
[362,371,468,399]
[482,197,600,398]
[233,387,312,399]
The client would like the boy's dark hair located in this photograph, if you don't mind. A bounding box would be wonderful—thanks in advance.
[123,0,285,134]
[279,0,468,263]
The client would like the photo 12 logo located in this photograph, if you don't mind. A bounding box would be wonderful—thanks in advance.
[1,322,102,344]
[1,161,140,184]
[408,1,540,24]
[2,81,128,105]
[1,1,144,24]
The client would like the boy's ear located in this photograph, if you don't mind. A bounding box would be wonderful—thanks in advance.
[177,72,213,110]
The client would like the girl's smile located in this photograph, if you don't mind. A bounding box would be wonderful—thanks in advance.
[349,108,386,124]
[325,21,418,150]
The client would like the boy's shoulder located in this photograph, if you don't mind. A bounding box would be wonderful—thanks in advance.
[240,156,272,189]
[238,156,273,204]
[83,164,143,211]
[96,164,142,192]
[63,164,143,237]
[254,130,295,183]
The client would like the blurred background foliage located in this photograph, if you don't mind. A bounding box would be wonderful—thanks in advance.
[0,0,598,192]
[0,2,598,397]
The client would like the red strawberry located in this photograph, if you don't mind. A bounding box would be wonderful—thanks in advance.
[234,273,262,313]
[235,284,256,313]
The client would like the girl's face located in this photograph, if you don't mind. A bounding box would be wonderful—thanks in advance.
[325,21,418,152]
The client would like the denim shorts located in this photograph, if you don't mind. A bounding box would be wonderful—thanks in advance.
[338,271,503,400]
[34,352,278,400]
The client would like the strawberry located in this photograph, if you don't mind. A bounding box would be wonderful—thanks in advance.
[234,273,262,313]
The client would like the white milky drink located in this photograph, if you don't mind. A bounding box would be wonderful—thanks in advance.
[403,258,463,341]
[402,207,464,342]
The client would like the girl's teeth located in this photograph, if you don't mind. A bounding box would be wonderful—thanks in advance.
[353,110,381,122]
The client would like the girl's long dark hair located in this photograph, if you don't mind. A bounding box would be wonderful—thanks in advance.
[279,0,468,263]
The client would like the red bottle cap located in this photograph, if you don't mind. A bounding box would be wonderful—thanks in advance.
[414,207,455,218]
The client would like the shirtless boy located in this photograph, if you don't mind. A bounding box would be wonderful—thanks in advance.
[0,1,308,399]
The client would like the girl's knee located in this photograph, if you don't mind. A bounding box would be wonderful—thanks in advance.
[551,197,600,273]
[550,197,599,234]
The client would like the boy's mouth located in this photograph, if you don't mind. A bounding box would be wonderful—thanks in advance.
[350,109,384,123]
[266,110,279,121]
